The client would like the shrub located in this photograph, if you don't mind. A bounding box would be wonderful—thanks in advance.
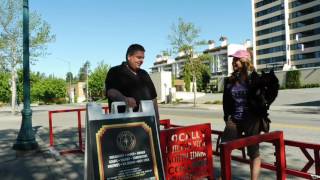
[204,100,222,104]
[285,70,301,89]
[301,83,320,88]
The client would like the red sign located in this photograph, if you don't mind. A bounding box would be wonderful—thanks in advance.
[160,123,214,180]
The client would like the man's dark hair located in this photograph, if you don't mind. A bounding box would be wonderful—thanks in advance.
[126,44,145,61]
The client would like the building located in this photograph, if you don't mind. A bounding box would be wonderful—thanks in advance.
[151,38,249,78]
[203,38,251,77]
[150,38,250,92]
[68,82,87,103]
[252,0,320,71]
[149,71,173,103]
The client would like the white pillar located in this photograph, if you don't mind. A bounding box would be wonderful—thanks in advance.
[283,0,292,70]
[251,0,257,69]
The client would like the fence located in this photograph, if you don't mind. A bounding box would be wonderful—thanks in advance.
[48,106,108,155]
[160,119,320,180]
[47,110,320,179]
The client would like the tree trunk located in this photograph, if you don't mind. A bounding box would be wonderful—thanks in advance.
[11,69,17,114]
[193,74,197,107]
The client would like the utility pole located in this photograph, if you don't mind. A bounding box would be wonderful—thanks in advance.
[57,58,72,103]
[13,0,38,151]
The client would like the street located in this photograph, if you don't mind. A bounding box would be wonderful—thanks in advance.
[0,104,319,179]
[160,107,320,144]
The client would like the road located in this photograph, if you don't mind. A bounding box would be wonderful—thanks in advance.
[1,104,319,179]
[159,107,320,144]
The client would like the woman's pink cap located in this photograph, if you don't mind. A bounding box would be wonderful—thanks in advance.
[229,50,251,59]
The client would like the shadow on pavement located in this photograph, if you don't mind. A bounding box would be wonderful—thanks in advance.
[0,125,314,179]
[289,100,320,107]
[0,126,84,180]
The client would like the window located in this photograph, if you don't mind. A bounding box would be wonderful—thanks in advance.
[257,55,286,64]
[290,5,320,18]
[257,35,285,46]
[290,16,320,29]
[291,39,320,50]
[256,14,284,27]
[296,62,320,68]
[290,28,320,40]
[256,4,283,17]
[255,0,278,8]
[290,0,316,8]
[256,25,285,36]
[291,51,320,60]
[257,45,286,55]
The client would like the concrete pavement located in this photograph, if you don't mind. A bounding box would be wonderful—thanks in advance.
[0,88,319,180]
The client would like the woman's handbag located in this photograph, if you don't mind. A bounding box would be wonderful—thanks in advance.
[260,117,271,133]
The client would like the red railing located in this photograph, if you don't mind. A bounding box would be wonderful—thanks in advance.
[220,131,286,180]
[160,120,320,180]
[48,106,108,155]
[284,140,320,179]
[47,111,320,179]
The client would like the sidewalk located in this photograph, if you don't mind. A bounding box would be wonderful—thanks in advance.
[0,130,66,180]
[0,114,83,180]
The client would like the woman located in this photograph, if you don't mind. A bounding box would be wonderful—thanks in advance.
[221,50,261,180]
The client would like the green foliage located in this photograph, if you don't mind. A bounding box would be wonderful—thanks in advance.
[171,74,176,87]
[79,61,90,81]
[285,70,301,89]
[204,100,222,104]
[66,72,73,82]
[183,64,191,92]
[168,18,201,53]
[32,77,66,104]
[197,65,211,92]
[168,18,208,97]
[89,61,110,100]
[0,71,10,102]
[16,69,66,104]
[0,0,55,109]
[301,83,320,88]
[0,69,66,104]
[0,0,55,67]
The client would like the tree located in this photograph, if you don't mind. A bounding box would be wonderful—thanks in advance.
[0,70,10,102]
[65,71,73,89]
[0,0,55,112]
[168,18,208,106]
[198,64,211,92]
[78,61,90,81]
[89,61,110,100]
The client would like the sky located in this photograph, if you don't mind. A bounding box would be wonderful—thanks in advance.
[30,0,253,78]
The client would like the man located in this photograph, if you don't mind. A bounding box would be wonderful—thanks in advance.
[105,44,159,122]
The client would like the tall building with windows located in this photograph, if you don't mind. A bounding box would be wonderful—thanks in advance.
[252,0,320,71]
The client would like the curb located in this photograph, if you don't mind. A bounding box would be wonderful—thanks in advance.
[159,104,320,112]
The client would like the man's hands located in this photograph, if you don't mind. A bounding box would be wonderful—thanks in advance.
[107,89,137,108]
[125,97,137,108]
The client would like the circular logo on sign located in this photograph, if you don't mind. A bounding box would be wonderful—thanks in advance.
[116,131,136,152]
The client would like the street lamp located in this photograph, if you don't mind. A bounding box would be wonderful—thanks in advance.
[13,0,38,150]
[85,62,90,102]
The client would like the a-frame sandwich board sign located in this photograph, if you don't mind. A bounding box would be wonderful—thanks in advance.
[85,100,165,180]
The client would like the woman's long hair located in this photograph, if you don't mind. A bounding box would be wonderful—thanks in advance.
[229,57,255,84]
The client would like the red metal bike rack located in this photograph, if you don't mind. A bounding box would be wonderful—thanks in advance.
[219,131,286,180]
[48,106,108,155]
[47,112,319,179]
[160,119,320,180]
